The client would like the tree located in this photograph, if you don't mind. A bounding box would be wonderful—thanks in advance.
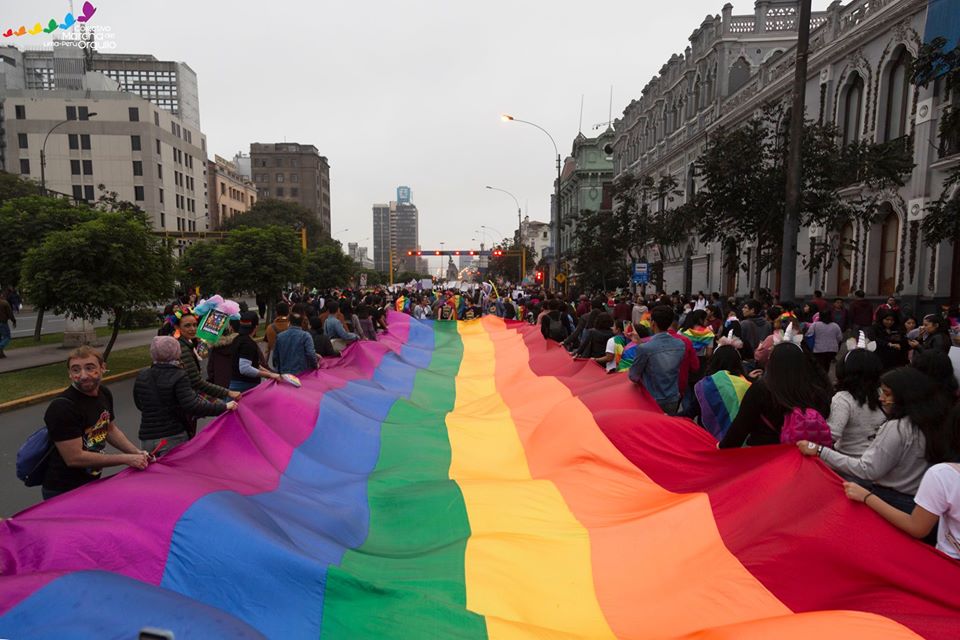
[608,173,689,291]
[913,37,960,247]
[20,211,174,359]
[569,207,630,291]
[304,240,354,288]
[178,240,227,295]
[0,170,42,203]
[0,196,99,340]
[218,226,303,318]
[484,238,537,284]
[221,199,324,249]
[685,106,911,297]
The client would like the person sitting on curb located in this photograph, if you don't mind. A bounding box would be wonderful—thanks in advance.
[41,346,151,501]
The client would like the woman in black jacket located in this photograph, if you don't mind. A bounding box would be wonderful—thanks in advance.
[135,337,236,457]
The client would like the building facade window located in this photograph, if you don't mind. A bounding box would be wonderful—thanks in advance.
[842,73,864,145]
[134,186,145,201]
[276,173,285,183]
[14,105,25,119]
[159,188,164,204]
[156,139,162,155]
[17,133,27,149]
[71,159,81,175]
[72,185,83,200]
[883,47,913,142]
[66,106,77,120]
[83,185,94,201]
[128,107,139,122]
[276,187,285,197]
[78,106,89,121]
[80,134,90,150]
[878,209,899,295]
[19,159,29,175]
[133,161,143,176]
[131,135,142,151]
[69,134,79,150]
[82,159,93,175]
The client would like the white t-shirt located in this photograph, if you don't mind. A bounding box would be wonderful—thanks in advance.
[914,463,960,560]
[604,337,618,372]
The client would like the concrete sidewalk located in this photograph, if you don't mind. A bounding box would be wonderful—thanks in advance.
[0,328,158,374]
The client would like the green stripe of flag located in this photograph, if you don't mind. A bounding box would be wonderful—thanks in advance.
[321,322,487,640]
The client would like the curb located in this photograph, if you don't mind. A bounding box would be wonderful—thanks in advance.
[0,367,146,414]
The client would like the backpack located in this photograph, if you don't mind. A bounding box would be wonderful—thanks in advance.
[17,427,54,487]
[780,407,832,447]
[548,316,569,342]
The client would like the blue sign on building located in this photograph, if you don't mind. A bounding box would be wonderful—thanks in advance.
[632,262,649,285]
[397,185,411,204]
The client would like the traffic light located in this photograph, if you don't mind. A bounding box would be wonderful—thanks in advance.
[469,251,476,256]
[535,271,543,282]
[406,251,413,256]
[493,249,503,257]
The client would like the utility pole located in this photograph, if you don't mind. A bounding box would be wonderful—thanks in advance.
[779,0,812,304]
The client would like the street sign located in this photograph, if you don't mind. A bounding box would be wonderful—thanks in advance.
[555,273,567,284]
[359,273,368,288]
[632,262,649,285]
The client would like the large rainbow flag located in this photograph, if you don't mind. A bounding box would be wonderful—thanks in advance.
[1,312,959,639]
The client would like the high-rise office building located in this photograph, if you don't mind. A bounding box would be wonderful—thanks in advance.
[372,187,420,275]
[373,203,391,273]
[250,143,331,237]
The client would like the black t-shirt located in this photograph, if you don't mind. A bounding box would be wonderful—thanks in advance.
[43,385,115,491]
[231,334,262,386]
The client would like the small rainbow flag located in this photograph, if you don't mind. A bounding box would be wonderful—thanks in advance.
[694,370,751,440]
[681,326,715,353]
[0,313,958,638]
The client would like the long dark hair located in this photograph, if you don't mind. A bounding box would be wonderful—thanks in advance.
[910,349,960,398]
[764,343,832,415]
[682,309,707,331]
[704,344,744,377]
[880,367,952,464]
[834,349,882,410]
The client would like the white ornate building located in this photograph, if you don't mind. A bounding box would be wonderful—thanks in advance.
[611,0,959,306]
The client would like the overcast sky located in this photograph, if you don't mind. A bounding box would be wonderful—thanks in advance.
[18,0,833,273]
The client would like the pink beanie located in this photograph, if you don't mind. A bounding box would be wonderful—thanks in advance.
[150,336,182,364]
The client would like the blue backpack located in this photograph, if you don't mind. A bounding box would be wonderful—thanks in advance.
[16,427,54,487]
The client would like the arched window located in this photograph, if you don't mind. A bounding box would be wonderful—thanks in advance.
[728,57,751,95]
[883,47,913,142]
[693,76,702,113]
[836,223,854,297]
[842,73,864,145]
[878,208,899,295]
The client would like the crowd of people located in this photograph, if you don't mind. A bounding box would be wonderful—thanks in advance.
[29,282,960,561]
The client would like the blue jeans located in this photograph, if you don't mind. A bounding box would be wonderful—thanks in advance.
[0,323,11,350]
[229,379,259,392]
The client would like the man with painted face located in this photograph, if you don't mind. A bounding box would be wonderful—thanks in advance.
[41,346,151,501]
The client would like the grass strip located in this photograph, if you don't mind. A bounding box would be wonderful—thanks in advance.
[0,344,151,405]
[7,327,142,351]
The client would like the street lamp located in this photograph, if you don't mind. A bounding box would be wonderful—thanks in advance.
[485,185,525,283]
[41,112,98,194]
[500,113,562,287]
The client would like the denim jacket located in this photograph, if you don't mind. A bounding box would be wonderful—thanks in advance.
[628,332,685,402]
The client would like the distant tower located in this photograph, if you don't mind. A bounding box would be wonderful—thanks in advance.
[397,185,411,204]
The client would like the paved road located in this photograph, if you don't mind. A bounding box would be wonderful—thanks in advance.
[0,378,213,517]
[10,309,111,339]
